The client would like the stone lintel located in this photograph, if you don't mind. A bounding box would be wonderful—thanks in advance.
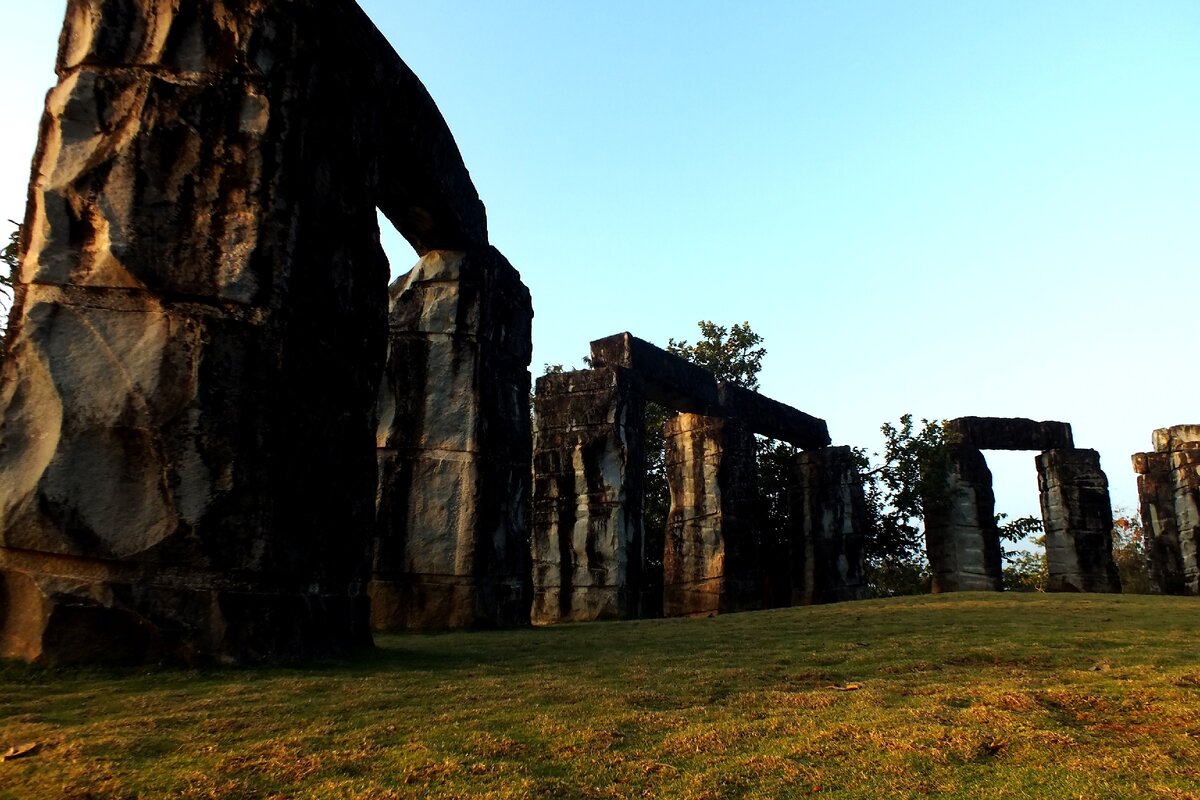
[946,417,1073,451]
[588,332,829,448]
[589,332,722,414]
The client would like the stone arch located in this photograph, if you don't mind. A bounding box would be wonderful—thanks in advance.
[0,0,529,663]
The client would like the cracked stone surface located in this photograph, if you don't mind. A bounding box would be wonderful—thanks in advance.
[530,368,646,624]
[662,413,759,617]
[0,0,507,664]
[924,445,1004,593]
[1134,426,1200,595]
[1037,449,1121,593]
[372,247,532,630]
[789,446,869,604]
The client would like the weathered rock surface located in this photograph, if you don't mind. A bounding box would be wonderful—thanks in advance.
[1037,449,1121,593]
[1132,451,1187,595]
[662,413,759,617]
[1136,426,1200,595]
[372,248,532,630]
[1173,448,1200,596]
[946,417,1074,452]
[0,0,504,664]
[789,447,869,604]
[924,445,1004,592]
[530,368,646,623]
[589,332,830,449]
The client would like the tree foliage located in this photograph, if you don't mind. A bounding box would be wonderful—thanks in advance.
[666,321,764,390]
[1,219,20,356]
[854,415,959,595]
[1112,511,1151,594]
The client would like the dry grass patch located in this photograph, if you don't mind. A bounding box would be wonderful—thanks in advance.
[1,593,1199,798]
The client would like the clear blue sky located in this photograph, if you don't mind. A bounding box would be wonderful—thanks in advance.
[2,2,1198,521]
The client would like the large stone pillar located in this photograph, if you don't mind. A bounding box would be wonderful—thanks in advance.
[1036,449,1121,593]
[789,446,869,604]
[0,2,492,664]
[1132,450,1187,595]
[924,445,1004,592]
[662,413,759,616]
[530,368,645,623]
[1155,426,1200,595]
[372,248,532,630]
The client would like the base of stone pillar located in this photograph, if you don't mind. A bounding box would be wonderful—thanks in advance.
[369,575,529,631]
[0,563,372,666]
[530,586,626,625]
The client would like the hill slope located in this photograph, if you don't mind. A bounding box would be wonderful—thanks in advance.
[2,593,1199,799]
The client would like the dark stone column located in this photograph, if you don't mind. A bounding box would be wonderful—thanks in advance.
[924,445,1004,593]
[662,414,759,616]
[1173,450,1200,595]
[1154,427,1200,595]
[789,446,869,604]
[1036,449,1121,593]
[372,248,532,630]
[1132,450,1187,595]
[0,1,491,664]
[530,368,645,623]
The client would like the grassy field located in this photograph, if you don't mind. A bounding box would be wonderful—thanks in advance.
[1,593,1198,799]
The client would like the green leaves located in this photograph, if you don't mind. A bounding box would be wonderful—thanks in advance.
[666,321,764,390]
[857,415,957,595]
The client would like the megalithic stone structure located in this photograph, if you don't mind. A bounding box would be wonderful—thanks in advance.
[530,332,831,624]
[0,1,530,664]
[924,445,1005,593]
[789,446,870,604]
[1133,426,1200,595]
[1132,451,1186,595]
[1037,449,1121,593]
[530,368,646,623]
[662,413,759,617]
[372,248,533,630]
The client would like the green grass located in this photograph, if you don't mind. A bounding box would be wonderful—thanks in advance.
[2,593,1199,799]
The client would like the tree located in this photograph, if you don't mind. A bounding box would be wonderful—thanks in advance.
[1003,542,1047,592]
[666,321,764,390]
[642,321,770,614]
[854,415,956,595]
[1111,511,1151,594]
[1,219,20,356]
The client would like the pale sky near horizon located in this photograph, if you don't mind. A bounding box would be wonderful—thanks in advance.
[1,2,1197,529]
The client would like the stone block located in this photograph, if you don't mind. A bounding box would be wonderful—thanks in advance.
[1152,425,1200,454]
[662,413,759,616]
[530,367,645,624]
[789,446,869,604]
[1036,449,1121,593]
[945,417,1073,451]
[0,0,511,663]
[924,445,1003,592]
[372,248,532,631]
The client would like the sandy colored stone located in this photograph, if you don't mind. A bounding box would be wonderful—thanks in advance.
[530,367,646,624]
[662,413,759,617]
